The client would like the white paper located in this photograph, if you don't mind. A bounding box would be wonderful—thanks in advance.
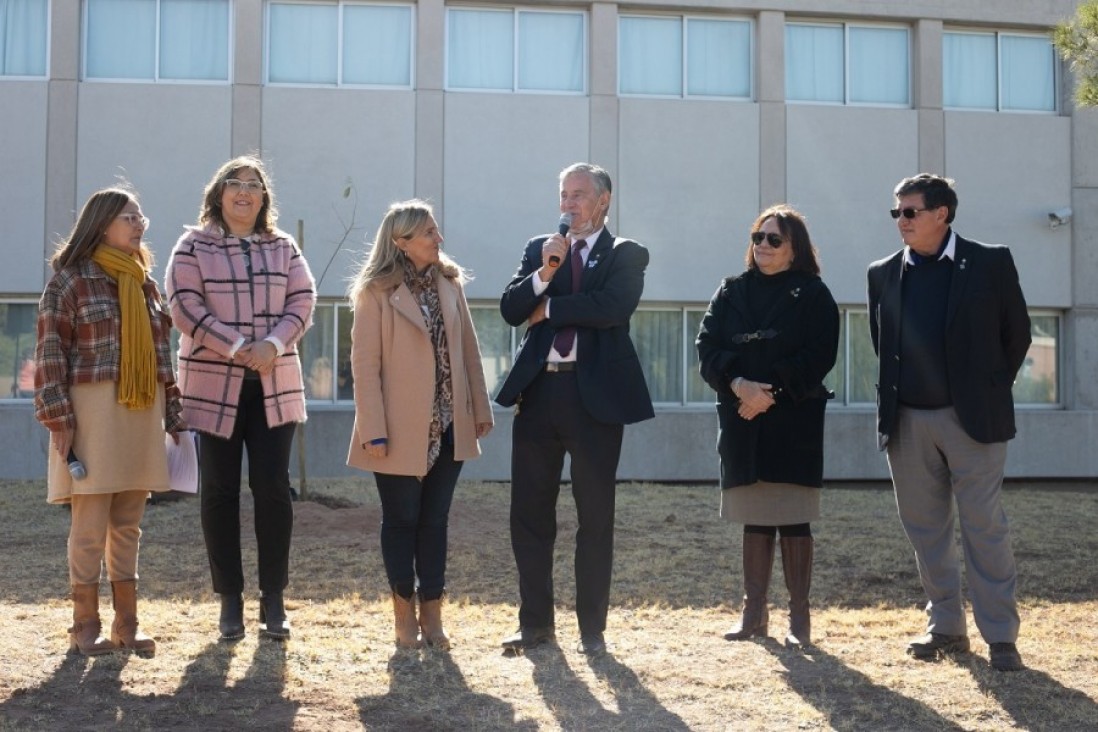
[165,430,198,493]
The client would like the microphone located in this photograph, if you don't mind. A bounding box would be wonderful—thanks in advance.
[67,448,87,481]
[548,213,572,267]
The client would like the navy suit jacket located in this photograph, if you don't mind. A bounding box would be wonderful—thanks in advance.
[495,227,654,425]
[867,234,1031,449]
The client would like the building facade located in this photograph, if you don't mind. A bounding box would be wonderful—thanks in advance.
[1,0,1096,481]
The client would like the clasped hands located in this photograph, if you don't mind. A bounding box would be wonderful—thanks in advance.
[233,340,277,375]
[733,378,775,421]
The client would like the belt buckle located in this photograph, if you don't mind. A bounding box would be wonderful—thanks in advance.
[546,362,561,372]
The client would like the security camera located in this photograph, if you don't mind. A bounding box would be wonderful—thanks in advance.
[1048,207,1072,228]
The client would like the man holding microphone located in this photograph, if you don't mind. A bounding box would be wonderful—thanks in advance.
[496,162,653,655]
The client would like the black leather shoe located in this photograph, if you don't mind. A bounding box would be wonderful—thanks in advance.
[218,593,245,642]
[576,633,606,655]
[500,626,554,650]
[989,642,1024,672]
[259,592,291,641]
[907,632,970,659]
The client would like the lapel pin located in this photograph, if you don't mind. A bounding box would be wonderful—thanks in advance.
[790,287,801,298]
[959,258,966,271]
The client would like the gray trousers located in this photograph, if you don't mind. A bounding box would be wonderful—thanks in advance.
[886,406,1020,644]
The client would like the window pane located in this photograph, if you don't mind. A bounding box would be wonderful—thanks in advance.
[1001,35,1055,112]
[0,303,38,400]
[849,27,908,105]
[827,312,847,404]
[517,11,583,92]
[686,310,710,403]
[470,306,512,399]
[160,0,230,81]
[619,16,682,96]
[336,305,354,400]
[943,32,997,109]
[686,18,750,98]
[269,2,338,84]
[302,304,336,401]
[448,9,513,90]
[785,24,843,103]
[847,310,876,403]
[1014,315,1058,404]
[343,4,412,86]
[633,310,682,403]
[86,0,156,79]
[0,0,48,76]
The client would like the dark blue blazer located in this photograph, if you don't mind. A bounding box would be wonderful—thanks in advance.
[868,234,1031,448]
[495,227,654,425]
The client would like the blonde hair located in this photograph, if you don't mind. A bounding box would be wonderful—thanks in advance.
[348,199,465,306]
[50,187,153,272]
[198,155,279,233]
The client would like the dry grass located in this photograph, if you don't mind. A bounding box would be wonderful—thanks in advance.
[0,478,1096,731]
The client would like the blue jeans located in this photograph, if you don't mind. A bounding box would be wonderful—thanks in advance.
[374,438,463,601]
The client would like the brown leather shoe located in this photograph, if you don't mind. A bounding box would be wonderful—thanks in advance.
[69,583,117,656]
[110,580,156,656]
[907,632,970,659]
[418,597,450,651]
[989,642,1024,672]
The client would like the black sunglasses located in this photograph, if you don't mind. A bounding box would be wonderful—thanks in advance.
[750,231,786,248]
[890,207,933,220]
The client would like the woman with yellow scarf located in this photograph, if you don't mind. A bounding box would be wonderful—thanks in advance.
[35,187,185,657]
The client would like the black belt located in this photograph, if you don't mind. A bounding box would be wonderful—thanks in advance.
[544,362,576,373]
[731,329,778,344]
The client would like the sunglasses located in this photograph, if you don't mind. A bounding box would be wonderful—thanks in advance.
[750,231,786,248]
[890,207,933,220]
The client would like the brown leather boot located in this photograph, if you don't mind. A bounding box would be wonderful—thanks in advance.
[111,580,156,655]
[781,536,814,648]
[418,596,450,651]
[392,592,422,649]
[70,583,117,656]
[724,532,775,640]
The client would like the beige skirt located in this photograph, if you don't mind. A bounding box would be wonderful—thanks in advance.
[720,481,821,525]
[47,382,170,504]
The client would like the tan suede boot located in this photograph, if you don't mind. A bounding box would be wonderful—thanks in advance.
[392,592,422,649]
[70,583,117,656]
[724,533,775,641]
[418,597,450,651]
[780,536,814,648]
[111,580,156,655]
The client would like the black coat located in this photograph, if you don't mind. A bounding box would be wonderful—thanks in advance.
[495,228,654,425]
[697,269,839,489]
[867,234,1031,448]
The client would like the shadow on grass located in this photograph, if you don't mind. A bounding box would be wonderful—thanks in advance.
[357,650,537,730]
[0,653,135,730]
[525,645,691,731]
[772,642,967,731]
[969,660,1098,729]
[175,639,298,729]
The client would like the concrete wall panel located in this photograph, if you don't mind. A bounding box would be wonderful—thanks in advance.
[0,84,49,292]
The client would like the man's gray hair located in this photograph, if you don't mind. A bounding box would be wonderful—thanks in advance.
[560,162,612,197]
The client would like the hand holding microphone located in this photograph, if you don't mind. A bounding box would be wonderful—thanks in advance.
[547,213,573,267]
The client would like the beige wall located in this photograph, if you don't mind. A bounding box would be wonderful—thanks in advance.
[0,83,49,292]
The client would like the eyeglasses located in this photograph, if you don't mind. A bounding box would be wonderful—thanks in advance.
[890,207,934,220]
[750,231,786,248]
[224,178,265,194]
[116,213,149,229]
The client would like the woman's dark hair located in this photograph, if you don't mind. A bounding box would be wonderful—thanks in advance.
[50,187,153,272]
[744,204,820,275]
[198,155,278,233]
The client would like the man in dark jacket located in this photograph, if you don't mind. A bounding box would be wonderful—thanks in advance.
[496,163,653,655]
[867,173,1031,672]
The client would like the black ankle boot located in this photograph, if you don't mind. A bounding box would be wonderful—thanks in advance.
[218,593,245,642]
[259,592,290,640]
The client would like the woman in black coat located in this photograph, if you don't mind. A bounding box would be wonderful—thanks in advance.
[696,204,839,648]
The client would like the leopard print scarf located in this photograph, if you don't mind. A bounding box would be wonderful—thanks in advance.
[403,259,453,472]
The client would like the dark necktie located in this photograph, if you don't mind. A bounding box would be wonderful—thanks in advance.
[552,239,586,358]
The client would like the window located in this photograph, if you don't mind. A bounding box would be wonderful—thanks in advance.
[619,15,751,98]
[446,7,585,93]
[470,306,513,398]
[1,0,48,77]
[786,22,909,106]
[944,31,1056,112]
[1015,314,1059,405]
[0,302,38,400]
[301,303,353,402]
[84,0,230,81]
[267,1,413,86]
[267,1,412,86]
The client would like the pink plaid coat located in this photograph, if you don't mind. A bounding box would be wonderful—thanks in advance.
[165,225,316,439]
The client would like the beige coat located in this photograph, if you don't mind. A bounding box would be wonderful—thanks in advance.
[346,267,493,476]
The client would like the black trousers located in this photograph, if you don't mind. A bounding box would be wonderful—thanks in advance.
[199,378,297,596]
[510,370,623,635]
[374,437,464,601]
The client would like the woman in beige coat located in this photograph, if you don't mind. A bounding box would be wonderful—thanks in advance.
[347,200,493,650]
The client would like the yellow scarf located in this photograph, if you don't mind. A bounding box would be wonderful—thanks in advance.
[91,246,157,410]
